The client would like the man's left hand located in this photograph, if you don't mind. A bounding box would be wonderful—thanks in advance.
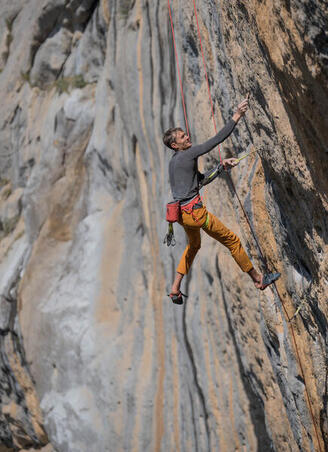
[232,95,249,123]
[223,158,239,170]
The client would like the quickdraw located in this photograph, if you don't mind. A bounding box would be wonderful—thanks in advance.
[163,222,176,247]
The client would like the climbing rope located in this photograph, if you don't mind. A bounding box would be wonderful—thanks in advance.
[167,0,190,139]
[168,2,322,450]
[192,0,222,163]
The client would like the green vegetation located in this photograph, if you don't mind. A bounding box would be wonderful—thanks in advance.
[119,0,133,18]
[5,17,14,47]
[54,74,87,94]
[6,33,13,47]
[0,178,10,188]
[5,18,13,32]
[0,214,20,238]
[20,71,88,92]
[55,77,70,93]
[21,71,31,83]
[15,230,24,240]
[2,187,12,200]
[72,74,87,89]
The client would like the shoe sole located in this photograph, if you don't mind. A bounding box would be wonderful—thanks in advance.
[260,272,281,290]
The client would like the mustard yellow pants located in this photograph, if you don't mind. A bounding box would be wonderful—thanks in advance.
[176,205,253,275]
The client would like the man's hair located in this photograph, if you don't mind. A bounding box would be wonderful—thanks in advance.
[163,127,183,149]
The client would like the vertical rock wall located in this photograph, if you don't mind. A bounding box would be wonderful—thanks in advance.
[0,0,327,451]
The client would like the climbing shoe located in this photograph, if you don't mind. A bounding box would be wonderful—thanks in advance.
[259,272,281,290]
[168,291,188,305]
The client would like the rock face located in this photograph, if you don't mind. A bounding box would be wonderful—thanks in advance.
[0,0,327,451]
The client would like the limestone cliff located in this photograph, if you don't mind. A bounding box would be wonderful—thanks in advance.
[0,0,327,451]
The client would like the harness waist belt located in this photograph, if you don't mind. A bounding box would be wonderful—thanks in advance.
[180,194,199,206]
[180,195,202,214]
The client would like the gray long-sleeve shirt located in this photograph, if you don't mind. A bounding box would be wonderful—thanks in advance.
[169,119,236,202]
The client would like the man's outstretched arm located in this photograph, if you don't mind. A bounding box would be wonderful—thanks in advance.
[187,96,249,159]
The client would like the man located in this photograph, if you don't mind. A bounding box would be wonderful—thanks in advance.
[163,97,280,304]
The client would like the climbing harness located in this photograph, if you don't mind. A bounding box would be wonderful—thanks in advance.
[180,194,202,213]
[164,195,209,246]
[167,2,322,449]
[174,194,209,228]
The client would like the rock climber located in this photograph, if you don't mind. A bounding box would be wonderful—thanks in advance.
[163,96,280,304]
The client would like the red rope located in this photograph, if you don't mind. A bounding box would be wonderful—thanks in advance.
[167,0,190,138]
[192,0,222,163]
